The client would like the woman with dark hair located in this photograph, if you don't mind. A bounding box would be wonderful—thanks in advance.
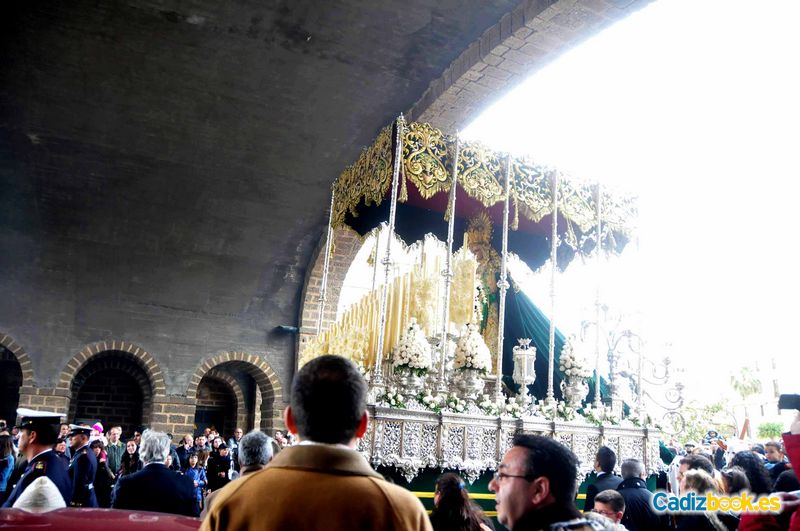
[0,434,15,504]
[118,440,143,477]
[729,451,773,495]
[719,466,750,494]
[90,439,115,507]
[429,472,493,531]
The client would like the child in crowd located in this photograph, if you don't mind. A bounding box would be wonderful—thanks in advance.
[764,441,789,485]
[184,453,207,513]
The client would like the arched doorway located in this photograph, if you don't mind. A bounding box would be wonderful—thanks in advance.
[189,353,282,439]
[194,373,239,437]
[0,346,23,425]
[68,350,154,437]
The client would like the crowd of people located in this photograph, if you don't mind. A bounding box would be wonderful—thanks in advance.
[0,415,292,514]
[1,354,798,531]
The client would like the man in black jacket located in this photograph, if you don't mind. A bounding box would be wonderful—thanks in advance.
[111,429,198,517]
[584,446,623,512]
[67,425,98,507]
[617,458,664,531]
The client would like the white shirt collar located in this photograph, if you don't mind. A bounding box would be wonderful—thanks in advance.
[298,440,353,451]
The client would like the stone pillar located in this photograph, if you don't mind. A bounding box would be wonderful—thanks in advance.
[150,396,197,436]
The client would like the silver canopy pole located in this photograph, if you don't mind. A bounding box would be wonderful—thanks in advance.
[495,154,512,403]
[436,134,460,393]
[546,170,559,405]
[316,189,336,335]
[372,114,405,390]
[593,182,603,408]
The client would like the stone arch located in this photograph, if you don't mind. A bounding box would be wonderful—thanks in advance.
[188,352,283,433]
[407,0,648,133]
[58,341,166,434]
[297,225,367,364]
[0,333,35,385]
[57,340,166,397]
[196,368,248,435]
[0,334,31,424]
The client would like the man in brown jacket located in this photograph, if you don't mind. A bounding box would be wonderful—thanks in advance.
[201,355,432,531]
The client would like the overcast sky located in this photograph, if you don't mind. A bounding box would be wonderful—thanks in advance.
[463,0,800,409]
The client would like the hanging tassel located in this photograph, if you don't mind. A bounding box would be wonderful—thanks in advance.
[444,182,452,221]
[511,195,519,231]
[399,161,408,203]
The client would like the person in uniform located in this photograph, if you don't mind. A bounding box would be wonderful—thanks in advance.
[1,408,72,507]
[67,425,98,507]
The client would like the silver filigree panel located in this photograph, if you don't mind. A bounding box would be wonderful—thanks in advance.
[402,422,422,458]
[382,421,402,456]
[444,426,465,462]
[482,429,498,461]
[467,426,483,460]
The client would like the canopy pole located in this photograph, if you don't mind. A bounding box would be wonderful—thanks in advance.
[546,170,559,406]
[436,133,460,393]
[372,114,405,391]
[316,189,336,335]
[593,182,603,408]
[495,154,512,403]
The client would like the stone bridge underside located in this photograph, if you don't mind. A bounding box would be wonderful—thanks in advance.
[0,0,648,431]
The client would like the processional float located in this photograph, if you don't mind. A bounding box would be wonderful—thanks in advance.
[301,116,679,482]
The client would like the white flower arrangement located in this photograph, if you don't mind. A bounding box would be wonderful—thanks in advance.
[390,319,433,376]
[581,404,621,426]
[556,401,578,421]
[504,397,523,418]
[536,399,580,421]
[445,394,466,413]
[558,339,592,380]
[379,388,406,409]
[537,399,558,419]
[453,323,492,373]
[418,391,443,413]
[477,394,501,416]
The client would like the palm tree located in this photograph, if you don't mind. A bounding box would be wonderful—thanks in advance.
[730,367,762,438]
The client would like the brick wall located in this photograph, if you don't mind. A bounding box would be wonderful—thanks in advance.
[67,351,154,430]
[195,376,237,437]
[72,369,144,437]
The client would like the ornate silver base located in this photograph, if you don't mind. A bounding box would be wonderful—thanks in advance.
[358,404,664,484]
[454,369,486,403]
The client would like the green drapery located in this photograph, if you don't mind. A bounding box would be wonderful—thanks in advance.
[502,282,611,405]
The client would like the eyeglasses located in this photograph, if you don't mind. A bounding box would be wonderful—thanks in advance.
[593,509,618,518]
[492,471,535,483]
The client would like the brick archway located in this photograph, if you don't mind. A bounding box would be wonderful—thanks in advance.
[60,342,165,434]
[57,340,167,397]
[1,333,43,419]
[297,225,367,365]
[0,334,32,424]
[187,352,283,432]
[0,333,35,384]
[202,368,249,433]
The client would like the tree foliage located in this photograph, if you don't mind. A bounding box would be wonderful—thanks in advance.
[757,422,783,441]
[676,401,735,445]
[731,367,762,402]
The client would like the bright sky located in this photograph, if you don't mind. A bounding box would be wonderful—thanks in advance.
[462,0,800,406]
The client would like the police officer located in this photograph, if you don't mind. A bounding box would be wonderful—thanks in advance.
[67,425,98,507]
[2,408,72,507]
